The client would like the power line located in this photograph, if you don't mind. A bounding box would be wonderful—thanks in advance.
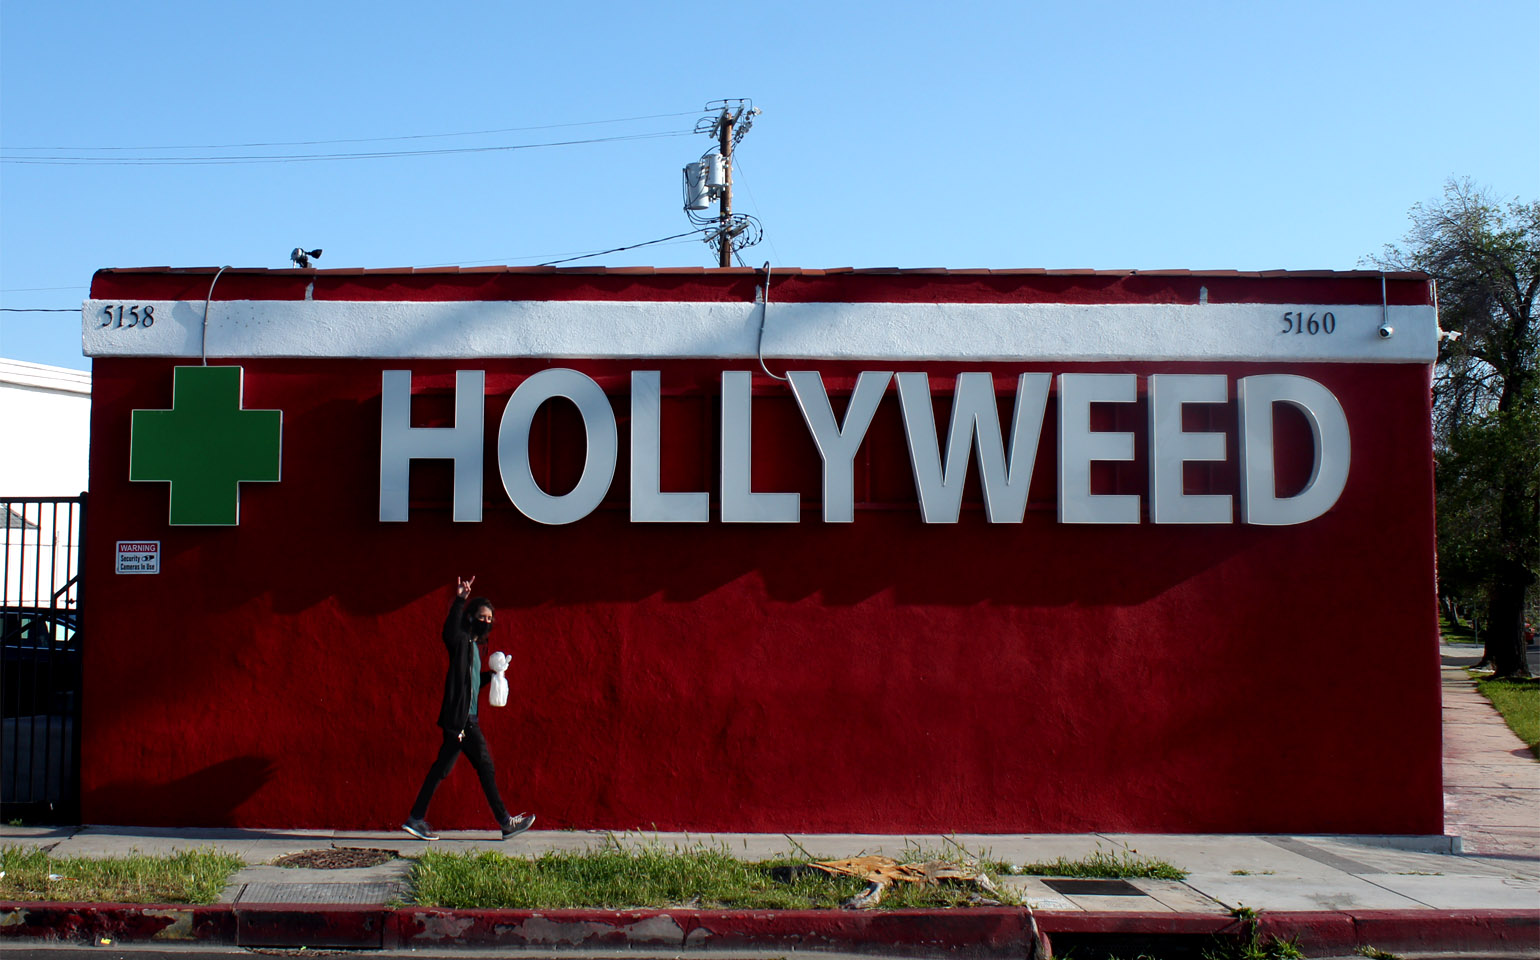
[538,229,715,266]
[730,157,783,267]
[0,285,87,293]
[0,233,721,309]
[422,234,710,269]
[2,130,693,166]
[4,110,702,152]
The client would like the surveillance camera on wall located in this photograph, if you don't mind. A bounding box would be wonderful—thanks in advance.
[1378,323,1394,339]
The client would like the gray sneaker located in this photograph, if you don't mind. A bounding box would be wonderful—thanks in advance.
[402,817,439,841]
[501,812,535,839]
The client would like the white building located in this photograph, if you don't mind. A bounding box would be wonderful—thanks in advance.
[1,358,90,607]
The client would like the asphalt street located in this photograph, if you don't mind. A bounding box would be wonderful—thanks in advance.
[5,947,1532,959]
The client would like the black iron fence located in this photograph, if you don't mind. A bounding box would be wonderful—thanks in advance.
[2,495,84,823]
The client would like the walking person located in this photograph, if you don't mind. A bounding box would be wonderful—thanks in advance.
[402,575,535,841]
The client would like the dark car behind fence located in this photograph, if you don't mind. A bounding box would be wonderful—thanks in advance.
[3,496,84,823]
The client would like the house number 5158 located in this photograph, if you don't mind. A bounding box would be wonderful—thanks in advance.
[100,305,155,328]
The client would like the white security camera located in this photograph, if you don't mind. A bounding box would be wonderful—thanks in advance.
[1377,323,1394,339]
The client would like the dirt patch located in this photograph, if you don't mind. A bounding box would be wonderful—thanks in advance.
[270,847,397,869]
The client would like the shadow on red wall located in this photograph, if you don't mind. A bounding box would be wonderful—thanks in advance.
[83,756,276,825]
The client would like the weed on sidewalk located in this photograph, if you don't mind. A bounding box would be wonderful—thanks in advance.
[0,845,243,903]
[409,840,1185,909]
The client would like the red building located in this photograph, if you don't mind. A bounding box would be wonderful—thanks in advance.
[81,266,1441,834]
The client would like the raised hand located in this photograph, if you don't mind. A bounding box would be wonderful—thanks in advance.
[456,576,475,599]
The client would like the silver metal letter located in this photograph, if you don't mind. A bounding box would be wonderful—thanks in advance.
[896,372,1050,523]
[720,370,800,522]
[788,370,892,523]
[1057,373,1139,524]
[1237,374,1350,525]
[379,369,484,523]
[630,370,708,522]
[497,368,617,525]
[1149,374,1232,523]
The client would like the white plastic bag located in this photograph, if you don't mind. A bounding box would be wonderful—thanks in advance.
[488,651,509,707]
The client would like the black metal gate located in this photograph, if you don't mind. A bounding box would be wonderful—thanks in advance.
[2,495,84,823]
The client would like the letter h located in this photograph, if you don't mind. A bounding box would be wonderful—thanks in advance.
[379,370,485,522]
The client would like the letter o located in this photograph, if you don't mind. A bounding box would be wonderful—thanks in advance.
[497,369,617,524]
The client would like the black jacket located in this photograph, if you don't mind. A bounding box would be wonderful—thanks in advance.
[436,596,493,732]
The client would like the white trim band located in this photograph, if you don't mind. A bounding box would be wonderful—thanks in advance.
[83,299,1438,363]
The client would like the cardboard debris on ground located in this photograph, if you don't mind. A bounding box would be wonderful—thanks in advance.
[809,855,1001,909]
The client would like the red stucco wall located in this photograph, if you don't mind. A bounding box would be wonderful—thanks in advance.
[80,270,1442,833]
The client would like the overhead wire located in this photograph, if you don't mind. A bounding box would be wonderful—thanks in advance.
[537,228,717,266]
[6,110,702,152]
[418,233,711,269]
[2,130,693,166]
[727,157,783,267]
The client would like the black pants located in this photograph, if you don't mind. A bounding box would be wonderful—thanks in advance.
[409,720,509,824]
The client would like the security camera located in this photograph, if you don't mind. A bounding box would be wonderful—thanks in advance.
[290,247,323,268]
[1377,323,1394,339]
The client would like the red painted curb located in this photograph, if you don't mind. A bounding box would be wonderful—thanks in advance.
[393,907,1034,951]
[2,902,1535,954]
[1030,911,1240,935]
[237,904,386,949]
[1268,909,1540,954]
[0,903,234,943]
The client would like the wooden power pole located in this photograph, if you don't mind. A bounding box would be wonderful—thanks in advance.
[717,108,735,268]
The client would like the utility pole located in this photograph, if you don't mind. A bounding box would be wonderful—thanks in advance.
[681,99,761,267]
[716,108,735,268]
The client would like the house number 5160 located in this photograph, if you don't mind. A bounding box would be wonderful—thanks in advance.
[1280,311,1334,335]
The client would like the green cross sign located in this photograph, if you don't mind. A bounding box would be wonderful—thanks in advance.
[130,366,282,525]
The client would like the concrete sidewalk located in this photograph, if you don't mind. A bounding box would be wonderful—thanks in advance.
[3,823,1535,914]
[3,824,1535,956]
[1441,641,1540,858]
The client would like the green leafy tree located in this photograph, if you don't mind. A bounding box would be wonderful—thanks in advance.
[1378,180,1539,678]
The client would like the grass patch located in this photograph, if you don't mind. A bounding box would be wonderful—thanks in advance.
[1474,675,1540,757]
[1010,849,1186,881]
[415,846,870,909]
[0,846,244,903]
[1440,616,1480,645]
[1199,908,1306,960]
[410,841,1186,910]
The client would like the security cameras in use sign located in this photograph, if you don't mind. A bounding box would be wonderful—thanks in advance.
[115,541,160,574]
[378,368,1350,527]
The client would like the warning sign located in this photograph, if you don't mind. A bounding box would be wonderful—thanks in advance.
[116,541,160,574]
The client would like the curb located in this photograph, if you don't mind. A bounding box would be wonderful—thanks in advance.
[2,903,1536,955]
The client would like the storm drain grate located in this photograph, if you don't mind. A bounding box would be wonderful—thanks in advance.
[237,882,398,904]
[1041,878,1145,896]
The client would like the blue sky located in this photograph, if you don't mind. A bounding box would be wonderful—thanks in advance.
[3,0,1537,371]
